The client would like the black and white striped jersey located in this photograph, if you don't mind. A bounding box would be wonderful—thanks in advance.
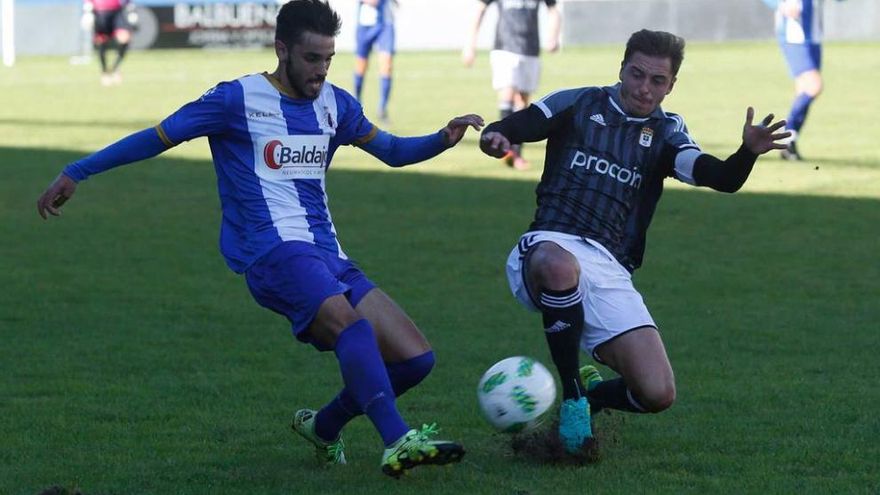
[482,0,556,57]
[524,84,700,272]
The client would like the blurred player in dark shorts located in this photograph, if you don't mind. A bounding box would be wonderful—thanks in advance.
[83,0,137,85]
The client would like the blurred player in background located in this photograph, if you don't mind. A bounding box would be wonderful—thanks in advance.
[767,0,841,161]
[353,0,397,123]
[82,0,138,86]
[463,0,560,170]
[38,0,483,478]
[479,29,790,457]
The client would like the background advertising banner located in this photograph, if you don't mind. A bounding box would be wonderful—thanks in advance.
[134,3,281,49]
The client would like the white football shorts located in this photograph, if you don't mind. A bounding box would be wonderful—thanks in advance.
[505,231,657,361]
[490,50,541,93]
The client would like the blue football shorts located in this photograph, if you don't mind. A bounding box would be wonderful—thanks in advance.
[245,241,377,350]
[781,42,822,77]
[355,24,395,58]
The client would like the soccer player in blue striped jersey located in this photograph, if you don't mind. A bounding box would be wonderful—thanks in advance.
[353,0,396,123]
[767,0,841,161]
[479,29,790,456]
[37,0,482,478]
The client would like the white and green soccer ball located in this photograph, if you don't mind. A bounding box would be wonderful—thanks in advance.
[476,356,557,433]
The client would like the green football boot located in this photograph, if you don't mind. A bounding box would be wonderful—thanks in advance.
[380,423,465,478]
[292,409,346,465]
[579,364,603,392]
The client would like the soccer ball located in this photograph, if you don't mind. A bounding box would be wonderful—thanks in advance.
[476,356,557,433]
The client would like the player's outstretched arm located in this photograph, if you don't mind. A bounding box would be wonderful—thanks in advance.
[358,114,484,168]
[479,105,561,159]
[36,127,171,219]
[687,107,790,194]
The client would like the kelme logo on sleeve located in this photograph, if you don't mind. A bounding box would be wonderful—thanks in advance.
[256,135,330,180]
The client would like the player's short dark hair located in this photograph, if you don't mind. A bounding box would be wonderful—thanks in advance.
[623,29,686,76]
[275,0,341,47]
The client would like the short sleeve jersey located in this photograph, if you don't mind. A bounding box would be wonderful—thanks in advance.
[157,74,376,273]
[482,0,556,57]
[357,0,394,27]
[776,0,824,44]
[529,84,700,272]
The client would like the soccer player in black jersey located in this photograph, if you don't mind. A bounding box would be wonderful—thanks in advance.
[463,0,560,170]
[479,29,790,456]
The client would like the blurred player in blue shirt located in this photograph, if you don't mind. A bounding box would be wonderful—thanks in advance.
[480,29,790,458]
[768,0,841,161]
[353,0,396,123]
[38,0,482,478]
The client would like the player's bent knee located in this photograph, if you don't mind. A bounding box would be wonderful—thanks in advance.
[640,382,676,413]
[528,244,579,288]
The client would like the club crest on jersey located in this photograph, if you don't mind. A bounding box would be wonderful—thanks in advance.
[639,127,654,147]
[257,135,329,180]
[325,111,335,129]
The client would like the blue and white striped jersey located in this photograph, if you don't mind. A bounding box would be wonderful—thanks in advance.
[776,0,824,44]
[529,84,700,272]
[357,0,394,27]
[156,73,377,273]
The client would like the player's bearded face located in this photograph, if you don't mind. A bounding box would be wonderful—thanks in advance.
[618,52,676,117]
[284,32,335,99]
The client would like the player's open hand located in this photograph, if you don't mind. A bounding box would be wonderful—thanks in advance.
[37,173,77,219]
[479,131,511,158]
[742,107,791,155]
[442,114,485,147]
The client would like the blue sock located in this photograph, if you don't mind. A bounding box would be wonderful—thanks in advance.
[379,76,392,116]
[315,351,435,442]
[787,93,814,133]
[353,73,364,102]
[332,319,409,446]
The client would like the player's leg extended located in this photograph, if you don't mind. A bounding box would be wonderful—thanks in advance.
[312,289,464,475]
[110,28,131,82]
[377,51,393,123]
[313,288,434,440]
[92,10,113,81]
[353,25,375,103]
[510,91,531,169]
[497,86,515,121]
[354,56,368,103]
[782,43,822,160]
[496,86,518,166]
[96,39,110,79]
[308,295,411,447]
[790,69,823,133]
[524,241,592,452]
[357,289,465,476]
[590,326,675,414]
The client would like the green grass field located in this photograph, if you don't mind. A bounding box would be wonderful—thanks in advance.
[1,41,878,494]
